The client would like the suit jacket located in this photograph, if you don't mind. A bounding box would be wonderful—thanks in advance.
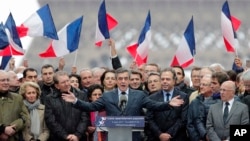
[23,104,49,141]
[206,100,249,141]
[146,88,189,141]
[74,88,172,116]
[111,56,122,70]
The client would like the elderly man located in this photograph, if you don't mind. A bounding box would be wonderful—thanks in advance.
[44,71,89,141]
[206,81,249,141]
[0,70,29,141]
[187,75,220,141]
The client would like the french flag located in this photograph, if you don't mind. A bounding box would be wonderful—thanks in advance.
[170,17,195,68]
[0,56,12,70]
[127,11,151,66]
[17,4,58,40]
[221,1,238,53]
[0,23,11,70]
[0,23,9,49]
[0,13,24,56]
[39,16,83,58]
[95,0,118,47]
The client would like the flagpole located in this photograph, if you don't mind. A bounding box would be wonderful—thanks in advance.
[193,50,195,66]
[73,49,78,67]
[234,38,238,57]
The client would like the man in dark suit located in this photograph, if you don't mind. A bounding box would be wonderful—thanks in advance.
[146,68,189,141]
[206,80,249,141]
[62,68,183,114]
[62,68,184,140]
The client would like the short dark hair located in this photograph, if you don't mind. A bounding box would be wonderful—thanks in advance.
[87,84,104,99]
[100,69,116,86]
[172,65,185,77]
[69,73,82,90]
[23,68,38,78]
[41,64,54,73]
[211,71,230,85]
[160,68,177,81]
[130,70,143,79]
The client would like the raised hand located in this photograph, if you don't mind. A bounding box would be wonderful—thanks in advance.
[61,91,77,103]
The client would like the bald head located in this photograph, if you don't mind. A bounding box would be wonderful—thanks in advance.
[220,80,236,102]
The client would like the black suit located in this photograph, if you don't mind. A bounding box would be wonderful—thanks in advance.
[74,88,173,116]
[146,88,189,141]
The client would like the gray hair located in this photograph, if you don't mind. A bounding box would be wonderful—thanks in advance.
[242,70,250,81]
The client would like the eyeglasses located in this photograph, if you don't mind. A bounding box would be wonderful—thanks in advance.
[200,83,210,87]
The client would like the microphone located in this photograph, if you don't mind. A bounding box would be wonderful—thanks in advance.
[119,94,127,113]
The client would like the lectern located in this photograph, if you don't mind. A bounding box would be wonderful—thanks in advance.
[95,116,145,141]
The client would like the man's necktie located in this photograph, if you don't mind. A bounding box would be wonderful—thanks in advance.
[166,93,170,102]
[223,102,229,124]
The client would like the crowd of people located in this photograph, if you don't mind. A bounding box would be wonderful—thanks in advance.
[1,39,250,141]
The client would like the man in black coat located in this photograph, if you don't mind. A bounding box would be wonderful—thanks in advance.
[44,71,88,141]
[146,68,189,141]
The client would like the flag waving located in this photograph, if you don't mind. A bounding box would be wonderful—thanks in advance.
[17,4,58,40]
[39,16,83,58]
[0,23,9,49]
[127,10,151,66]
[170,17,195,68]
[95,0,118,47]
[221,1,238,53]
[0,13,24,56]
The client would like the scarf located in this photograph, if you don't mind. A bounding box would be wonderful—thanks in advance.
[23,99,41,139]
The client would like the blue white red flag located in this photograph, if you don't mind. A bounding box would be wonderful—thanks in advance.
[221,1,237,53]
[0,56,11,70]
[127,11,151,66]
[39,16,83,58]
[95,0,118,47]
[0,23,10,70]
[170,17,195,68]
[17,4,58,40]
[0,23,9,49]
[0,13,24,56]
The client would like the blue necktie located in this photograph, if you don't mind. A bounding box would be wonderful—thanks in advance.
[166,93,170,102]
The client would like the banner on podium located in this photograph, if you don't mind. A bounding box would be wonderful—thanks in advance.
[95,116,144,128]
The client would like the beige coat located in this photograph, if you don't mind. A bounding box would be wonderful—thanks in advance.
[22,104,49,141]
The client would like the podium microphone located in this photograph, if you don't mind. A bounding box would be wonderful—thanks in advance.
[119,95,127,114]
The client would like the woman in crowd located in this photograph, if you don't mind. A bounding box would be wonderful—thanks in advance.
[69,73,82,90]
[87,84,106,141]
[20,81,49,141]
[100,70,117,91]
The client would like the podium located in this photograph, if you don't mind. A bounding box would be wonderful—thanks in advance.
[95,116,145,141]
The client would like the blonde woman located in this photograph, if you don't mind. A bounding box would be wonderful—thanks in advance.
[20,82,49,141]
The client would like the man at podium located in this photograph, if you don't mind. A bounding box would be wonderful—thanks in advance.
[62,68,184,141]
